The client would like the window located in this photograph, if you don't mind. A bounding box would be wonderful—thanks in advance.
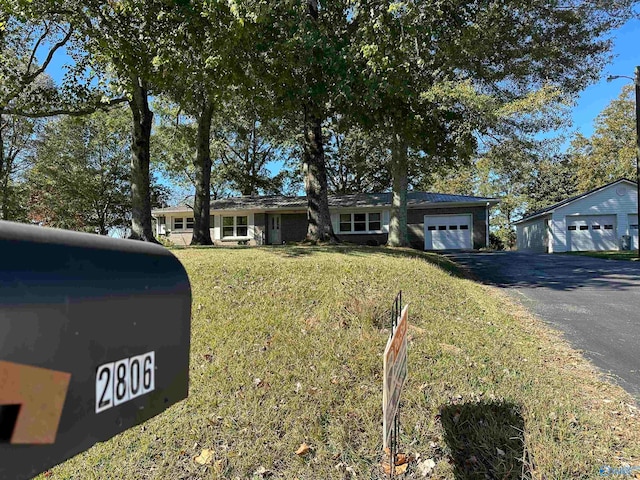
[568,225,576,231]
[449,225,458,230]
[592,225,601,230]
[186,217,194,229]
[460,225,469,230]
[338,212,383,233]
[354,213,366,232]
[222,216,248,238]
[210,215,215,227]
[427,226,436,231]
[339,214,352,232]
[438,225,446,230]
[604,224,614,230]
[369,213,381,231]
[237,216,248,236]
[631,224,639,230]
[579,225,588,230]
[174,217,184,230]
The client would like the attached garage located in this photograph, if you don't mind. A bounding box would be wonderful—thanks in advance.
[566,215,617,251]
[424,214,472,250]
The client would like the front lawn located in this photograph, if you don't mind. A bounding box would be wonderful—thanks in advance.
[42,246,640,479]
[562,250,640,261]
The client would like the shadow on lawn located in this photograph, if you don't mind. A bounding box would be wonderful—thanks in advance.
[263,244,465,276]
[440,400,532,480]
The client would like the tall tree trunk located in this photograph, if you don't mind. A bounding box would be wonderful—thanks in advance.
[191,99,214,245]
[128,77,158,242]
[303,105,338,243]
[388,134,409,247]
[300,0,337,244]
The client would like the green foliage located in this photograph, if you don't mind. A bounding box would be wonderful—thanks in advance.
[324,118,392,193]
[0,113,38,220]
[27,109,131,234]
[568,84,637,191]
[152,97,298,199]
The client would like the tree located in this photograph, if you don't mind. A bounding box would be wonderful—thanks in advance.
[27,109,131,234]
[416,162,478,197]
[240,0,356,242]
[151,1,246,245]
[216,97,297,196]
[74,1,185,242]
[325,118,392,194]
[568,84,637,191]
[348,0,633,247]
[525,154,579,213]
[0,113,38,221]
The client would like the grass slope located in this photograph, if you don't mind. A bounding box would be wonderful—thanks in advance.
[43,246,640,479]
[562,250,640,261]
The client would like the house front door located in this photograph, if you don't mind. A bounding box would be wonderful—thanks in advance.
[270,214,281,244]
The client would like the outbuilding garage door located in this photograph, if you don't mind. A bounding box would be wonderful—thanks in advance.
[424,215,472,250]
[567,215,617,251]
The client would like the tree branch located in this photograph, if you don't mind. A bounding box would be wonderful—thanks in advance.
[4,97,128,118]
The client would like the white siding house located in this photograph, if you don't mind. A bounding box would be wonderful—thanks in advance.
[514,179,638,253]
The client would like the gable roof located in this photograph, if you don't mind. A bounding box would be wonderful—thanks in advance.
[513,178,637,225]
[153,191,498,214]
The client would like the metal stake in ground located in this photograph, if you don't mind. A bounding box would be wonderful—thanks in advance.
[383,291,408,478]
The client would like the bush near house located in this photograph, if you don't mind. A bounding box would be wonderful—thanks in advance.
[42,246,640,479]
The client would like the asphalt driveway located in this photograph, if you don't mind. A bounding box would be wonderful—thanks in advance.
[445,251,640,399]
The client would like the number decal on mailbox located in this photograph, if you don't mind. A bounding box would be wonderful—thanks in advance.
[95,352,155,413]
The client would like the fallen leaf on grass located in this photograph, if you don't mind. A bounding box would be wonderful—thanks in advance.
[416,458,436,477]
[335,462,357,477]
[295,443,310,456]
[496,448,505,456]
[395,453,411,465]
[194,449,214,465]
[382,461,409,475]
[253,465,271,478]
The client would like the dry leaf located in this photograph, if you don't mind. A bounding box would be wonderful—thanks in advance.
[417,458,436,477]
[295,442,310,456]
[382,461,409,476]
[395,453,410,465]
[194,448,214,465]
[253,465,270,478]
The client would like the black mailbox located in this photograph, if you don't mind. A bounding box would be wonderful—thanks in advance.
[0,221,191,480]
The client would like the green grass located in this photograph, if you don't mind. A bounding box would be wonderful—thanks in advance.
[41,246,640,479]
[562,250,640,261]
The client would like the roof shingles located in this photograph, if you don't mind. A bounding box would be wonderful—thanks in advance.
[153,192,498,214]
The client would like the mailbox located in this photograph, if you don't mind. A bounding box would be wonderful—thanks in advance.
[0,221,191,480]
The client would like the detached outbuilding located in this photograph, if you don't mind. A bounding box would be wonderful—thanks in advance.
[152,191,498,251]
[514,178,638,253]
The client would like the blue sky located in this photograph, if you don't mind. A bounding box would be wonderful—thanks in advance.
[570,17,640,138]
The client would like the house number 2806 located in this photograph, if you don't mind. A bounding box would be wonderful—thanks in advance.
[95,351,155,413]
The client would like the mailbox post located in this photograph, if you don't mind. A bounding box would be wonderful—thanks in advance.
[0,221,191,480]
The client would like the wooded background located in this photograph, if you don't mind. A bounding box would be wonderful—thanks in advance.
[1,0,637,248]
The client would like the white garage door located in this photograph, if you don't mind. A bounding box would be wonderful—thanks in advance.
[630,214,638,250]
[424,215,472,250]
[567,215,617,251]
